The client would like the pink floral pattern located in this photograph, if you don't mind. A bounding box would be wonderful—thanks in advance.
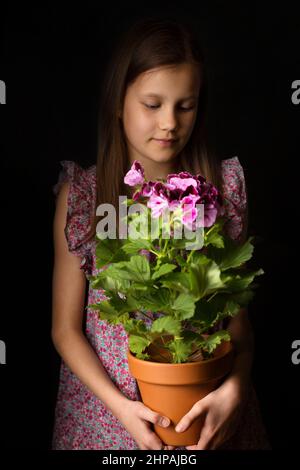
[51,157,270,450]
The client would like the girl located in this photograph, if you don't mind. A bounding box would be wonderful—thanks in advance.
[51,17,270,450]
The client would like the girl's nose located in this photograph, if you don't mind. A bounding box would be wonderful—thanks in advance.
[159,109,178,132]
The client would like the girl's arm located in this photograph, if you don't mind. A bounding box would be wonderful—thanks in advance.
[52,182,171,450]
[225,198,254,397]
[52,182,129,418]
[225,307,254,400]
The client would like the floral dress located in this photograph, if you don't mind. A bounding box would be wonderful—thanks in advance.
[51,157,270,450]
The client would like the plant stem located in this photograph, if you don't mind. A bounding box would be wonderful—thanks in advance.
[186,249,195,264]
[163,237,169,254]
[207,291,218,302]
[162,213,174,256]
[149,249,159,257]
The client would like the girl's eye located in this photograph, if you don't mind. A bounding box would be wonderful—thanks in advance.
[145,104,159,109]
[144,104,195,112]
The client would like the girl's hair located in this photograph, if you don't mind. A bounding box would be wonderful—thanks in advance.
[85,16,222,243]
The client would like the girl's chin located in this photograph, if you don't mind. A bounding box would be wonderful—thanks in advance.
[147,155,177,164]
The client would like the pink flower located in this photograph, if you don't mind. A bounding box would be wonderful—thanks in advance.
[180,195,200,229]
[133,181,155,200]
[203,204,218,227]
[124,160,145,186]
[147,193,170,218]
[124,160,223,229]
[167,175,198,191]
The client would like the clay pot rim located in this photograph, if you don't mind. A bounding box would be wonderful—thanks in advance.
[127,340,233,367]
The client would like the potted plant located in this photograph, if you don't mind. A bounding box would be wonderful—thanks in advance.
[88,161,263,446]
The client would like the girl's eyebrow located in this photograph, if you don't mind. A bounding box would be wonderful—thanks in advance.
[141,93,197,100]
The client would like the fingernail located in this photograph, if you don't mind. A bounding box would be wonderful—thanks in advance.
[160,417,170,427]
[175,424,185,433]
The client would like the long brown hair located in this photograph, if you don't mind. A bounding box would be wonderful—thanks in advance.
[85,16,222,243]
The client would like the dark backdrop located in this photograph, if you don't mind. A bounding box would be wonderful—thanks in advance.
[0,2,299,461]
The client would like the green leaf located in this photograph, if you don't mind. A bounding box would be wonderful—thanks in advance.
[129,335,151,356]
[175,254,187,267]
[95,238,126,269]
[204,222,225,248]
[161,272,191,293]
[208,236,255,271]
[221,269,264,292]
[198,330,231,355]
[93,262,129,283]
[205,262,225,292]
[193,292,246,330]
[124,318,149,335]
[152,263,177,280]
[91,272,130,293]
[88,300,130,325]
[156,289,174,307]
[107,291,133,314]
[207,233,224,248]
[171,293,196,320]
[119,255,151,283]
[189,261,224,299]
[168,339,195,363]
[87,302,102,311]
[138,289,172,312]
[171,237,189,249]
[150,316,181,336]
[193,298,224,328]
[122,239,152,255]
[125,295,142,311]
[131,283,149,291]
[189,252,210,265]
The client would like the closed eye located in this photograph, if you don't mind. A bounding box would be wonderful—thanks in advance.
[144,104,195,112]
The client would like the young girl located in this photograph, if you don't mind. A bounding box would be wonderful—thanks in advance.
[51,17,270,450]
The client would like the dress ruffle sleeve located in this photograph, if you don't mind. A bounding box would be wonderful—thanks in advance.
[221,156,248,243]
[52,160,96,276]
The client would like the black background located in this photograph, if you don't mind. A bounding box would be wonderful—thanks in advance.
[0,1,299,463]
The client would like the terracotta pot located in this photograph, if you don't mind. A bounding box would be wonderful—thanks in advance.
[127,341,234,446]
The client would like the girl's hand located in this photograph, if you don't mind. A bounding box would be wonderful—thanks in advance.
[118,399,176,450]
[174,376,247,450]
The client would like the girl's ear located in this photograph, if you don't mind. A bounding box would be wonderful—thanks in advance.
[117,109,122,119]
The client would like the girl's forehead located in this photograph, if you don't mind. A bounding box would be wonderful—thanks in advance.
[132,63,200,94]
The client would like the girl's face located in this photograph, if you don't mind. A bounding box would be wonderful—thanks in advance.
[121,63,201,177]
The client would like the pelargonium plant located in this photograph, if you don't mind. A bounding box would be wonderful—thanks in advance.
[88,160,263,363]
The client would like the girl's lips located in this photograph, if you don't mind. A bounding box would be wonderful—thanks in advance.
[153,138,177,147]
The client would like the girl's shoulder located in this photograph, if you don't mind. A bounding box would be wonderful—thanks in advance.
[220,156,248,242]
[221,155,245,182]
[52,160,97,273]
[53,160,97,197]
[220,155,247,204]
